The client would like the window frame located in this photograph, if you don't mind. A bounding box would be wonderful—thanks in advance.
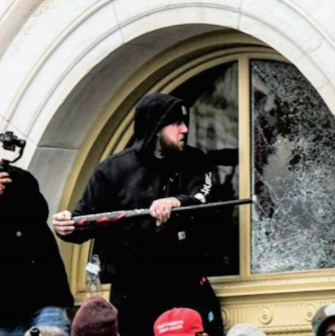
[72,47,335,304]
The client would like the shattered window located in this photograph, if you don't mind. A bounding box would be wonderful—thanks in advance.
[251,60,335,273]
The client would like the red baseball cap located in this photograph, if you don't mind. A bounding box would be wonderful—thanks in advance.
[154,308,204,336]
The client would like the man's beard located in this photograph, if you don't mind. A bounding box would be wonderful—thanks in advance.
[159,134,186,154]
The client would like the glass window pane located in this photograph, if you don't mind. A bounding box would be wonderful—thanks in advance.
[251,60,335,274]
[172,61,239,276]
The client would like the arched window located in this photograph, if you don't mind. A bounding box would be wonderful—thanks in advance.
[92,52,335,279]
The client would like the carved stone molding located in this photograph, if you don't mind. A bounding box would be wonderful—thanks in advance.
[222,308,229,323]
[262,325,312,335]
[259,307,273,324]
[304,304,316,322]
[221,294,335,336]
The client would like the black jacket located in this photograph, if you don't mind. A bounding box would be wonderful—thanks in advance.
[0,166,73,325]
[60,93,213,283]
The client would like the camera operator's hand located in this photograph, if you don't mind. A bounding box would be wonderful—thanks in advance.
[0,172,12,196]
[149,197,181,227]
[52,210,75,235]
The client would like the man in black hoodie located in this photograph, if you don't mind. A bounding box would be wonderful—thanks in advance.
[0,165,73,336]
[53,93,223,336]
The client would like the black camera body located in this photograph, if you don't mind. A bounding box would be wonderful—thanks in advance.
[0,131,26,171]
[0,131,26,151]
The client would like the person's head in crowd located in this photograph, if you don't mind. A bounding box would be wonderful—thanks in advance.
[312,303,335,336]
[154,307,208,336]
[226,324,267,336]
[71,296,118,336]
[24,326,68,336]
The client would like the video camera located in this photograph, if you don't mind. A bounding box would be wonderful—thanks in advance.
[0,131,26,171]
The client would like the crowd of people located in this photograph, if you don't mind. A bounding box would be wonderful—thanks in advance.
[22,297,335,336]
[1,92,334,336]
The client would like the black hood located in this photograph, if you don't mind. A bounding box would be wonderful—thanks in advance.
[133,93,189,156]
